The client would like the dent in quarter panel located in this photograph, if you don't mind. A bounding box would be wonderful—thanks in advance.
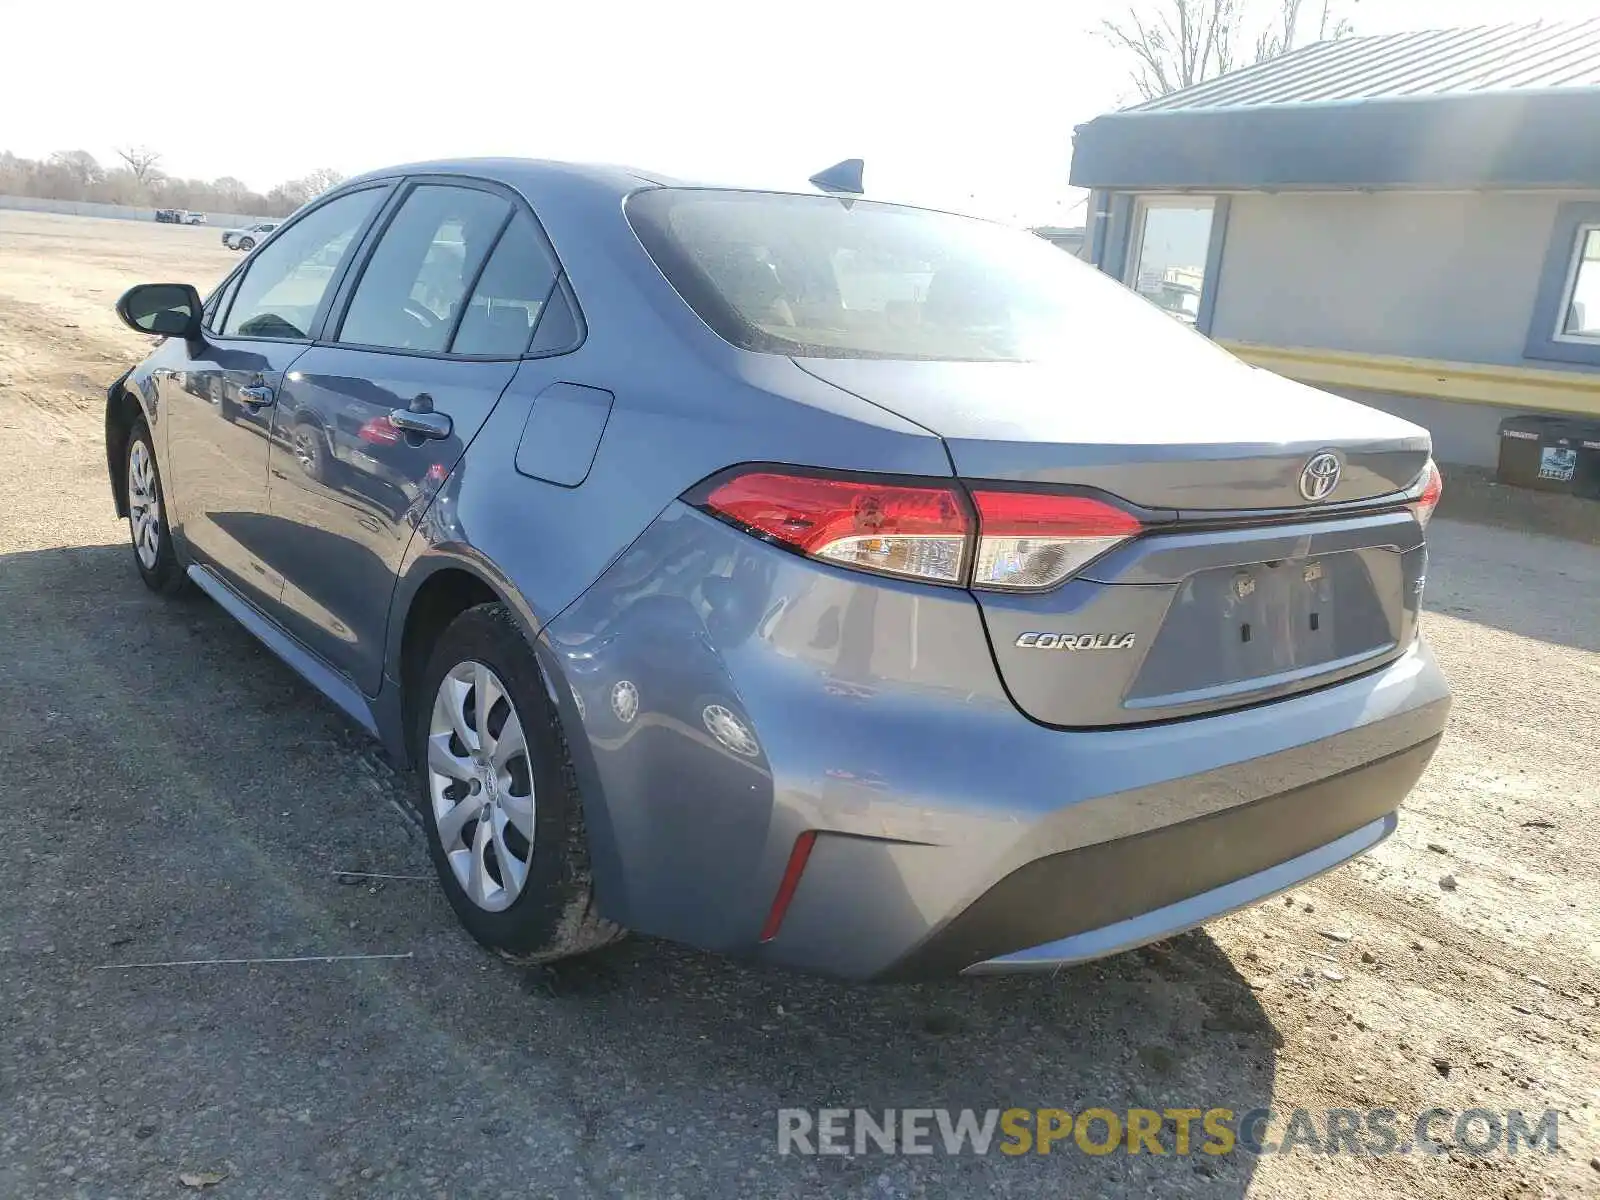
[543,504,1020,947]
[513,383,614,487]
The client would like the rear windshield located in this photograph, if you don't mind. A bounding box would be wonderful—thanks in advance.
[627,188,1170,362]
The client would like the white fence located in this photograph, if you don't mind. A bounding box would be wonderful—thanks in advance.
[0,194,269,228]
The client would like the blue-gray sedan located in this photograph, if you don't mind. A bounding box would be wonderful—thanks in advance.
[106,159,1450,978]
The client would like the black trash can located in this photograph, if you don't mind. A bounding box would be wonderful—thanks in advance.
[1573,422,1600,500]
[1496,414,1595,495]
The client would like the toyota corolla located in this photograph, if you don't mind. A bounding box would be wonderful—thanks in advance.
[106,159,1450,978]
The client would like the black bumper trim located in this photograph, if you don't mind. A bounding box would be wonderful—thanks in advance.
[881,734,1441,979]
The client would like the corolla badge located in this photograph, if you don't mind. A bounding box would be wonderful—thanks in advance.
[1015,632,1137,651]
[1299,451,1342,502]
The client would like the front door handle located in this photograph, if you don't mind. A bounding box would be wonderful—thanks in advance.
[238,384,275,409]
[388,407,452,440]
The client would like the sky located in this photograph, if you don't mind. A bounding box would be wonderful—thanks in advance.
[1,0,1596,225]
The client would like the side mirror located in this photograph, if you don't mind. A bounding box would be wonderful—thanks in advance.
[116,283,204,339]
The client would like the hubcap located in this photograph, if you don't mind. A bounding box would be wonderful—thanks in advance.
[293,428,318,474]
[128,440,161,570]
[702,703,760,758]
[426,661,535,913]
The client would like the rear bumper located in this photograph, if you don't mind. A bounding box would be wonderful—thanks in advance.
[541,504,1451,980]
[964,814,1396,974]
[909,736,1436,978]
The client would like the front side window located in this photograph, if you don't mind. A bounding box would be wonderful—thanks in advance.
[627,188,1227,363]
[450,213,560,356]
[221,188,381,339]
[339,184,509,353]
[1557,226,1600,342]
[204,272,241,331]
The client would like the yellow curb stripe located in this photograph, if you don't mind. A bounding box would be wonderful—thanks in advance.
[1218,341,1600,418]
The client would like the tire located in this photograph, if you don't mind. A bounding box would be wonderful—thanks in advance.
[125,419,188,595]
[238,237,255,251]
[414,603,624,964]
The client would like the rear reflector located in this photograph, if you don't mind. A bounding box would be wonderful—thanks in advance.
[700,471,968,584]
[970,490,1144,591]
[759,831,817,943]
[1410,459,1443,529]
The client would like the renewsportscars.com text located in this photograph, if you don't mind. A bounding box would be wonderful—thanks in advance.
[776,1107,1560,1158]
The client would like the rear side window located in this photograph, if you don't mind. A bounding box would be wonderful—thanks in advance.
[222,188,380,339]
[627,187,1206,363]
[450,213,560,356]
[528,282,579,354]
[339,184,510,353]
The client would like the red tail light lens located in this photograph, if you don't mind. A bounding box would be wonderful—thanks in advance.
[699,471,969,584]
[1410,459,1443,529]
[693,469,1148,591]
[969,490,1144,590]
[359,415,401,445]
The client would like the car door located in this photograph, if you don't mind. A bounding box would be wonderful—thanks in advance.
[265,180,569,694]
[165,185,389,610]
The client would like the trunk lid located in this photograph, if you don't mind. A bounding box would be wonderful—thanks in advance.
[794,355,1431,726]
[793,355,1430,510]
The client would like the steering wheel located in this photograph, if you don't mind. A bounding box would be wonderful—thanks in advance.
[402,299,440,337]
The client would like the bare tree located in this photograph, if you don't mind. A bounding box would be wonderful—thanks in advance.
[114,145,163,184]
[49,150,103,188]
[1254,0,1353,62]
[300,167,345,196]
[264,168,347,216]
[1102,0,1355,100]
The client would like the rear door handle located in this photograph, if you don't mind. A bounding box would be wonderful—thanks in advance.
[238,384,275,409]
[388,408,452,440]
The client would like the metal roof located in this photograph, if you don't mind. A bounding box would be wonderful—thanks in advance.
[1129,18,1600,112]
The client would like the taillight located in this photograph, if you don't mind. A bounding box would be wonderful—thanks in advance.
[359,415,401,445]
[698,470,969,585]
[692,468,1147,591]
[1409,459,1443,529]
[969,490,1143,591]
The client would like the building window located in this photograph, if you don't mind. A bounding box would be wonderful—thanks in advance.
[1102,194,1229,335]
[1556,226,1600,343]
[1525,202,1600,367]
[1126,198,1212,326]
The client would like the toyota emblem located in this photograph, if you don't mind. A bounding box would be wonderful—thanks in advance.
[1298,452,1342,502]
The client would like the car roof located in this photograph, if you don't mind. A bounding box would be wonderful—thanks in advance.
[334,157,993,226]
[342,157,691,199]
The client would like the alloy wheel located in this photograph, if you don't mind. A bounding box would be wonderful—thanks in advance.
[292,426,321,477]
[426,660,536,912]
[128,440,161,570]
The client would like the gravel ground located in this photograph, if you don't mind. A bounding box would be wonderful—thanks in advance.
[1,210,1596,1199]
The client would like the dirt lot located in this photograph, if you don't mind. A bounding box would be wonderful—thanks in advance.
[1,209,1596,1199]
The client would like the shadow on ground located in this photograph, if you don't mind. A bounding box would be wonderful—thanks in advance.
[0,543,1276,1199]
[1422,517,1600,654]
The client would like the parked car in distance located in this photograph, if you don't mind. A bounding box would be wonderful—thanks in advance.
[183,211,207,225]
[221,221,279,250]
[154,209,207,225]
[105,159,1450,980]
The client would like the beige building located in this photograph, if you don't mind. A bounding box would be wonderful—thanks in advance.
[1071,19,1600,469]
